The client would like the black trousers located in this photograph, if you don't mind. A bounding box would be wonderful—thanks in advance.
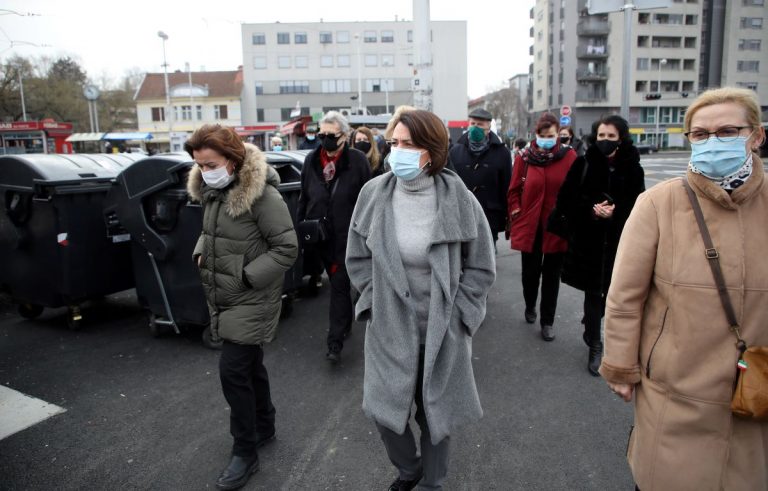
[219,341,276,457]
[520,228,565,326]
[327,264,353,352]
[583,290,606,346]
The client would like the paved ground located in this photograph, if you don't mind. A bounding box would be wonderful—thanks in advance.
[1,151,696,490]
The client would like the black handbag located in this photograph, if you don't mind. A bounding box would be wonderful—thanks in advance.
[297,219,328,244]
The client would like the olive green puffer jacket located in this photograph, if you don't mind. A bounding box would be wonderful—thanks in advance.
[188,143,298,345]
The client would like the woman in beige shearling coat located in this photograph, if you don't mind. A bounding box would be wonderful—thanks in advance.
[600,87,767,490]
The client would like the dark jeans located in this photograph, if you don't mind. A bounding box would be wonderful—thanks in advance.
[219,341,276,457]
[521,228,565,326]
[327,264,353,352]
[376,348,450,490]
[583,290,606,346]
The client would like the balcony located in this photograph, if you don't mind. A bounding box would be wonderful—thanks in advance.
[576,88,608,103]
[576,69,609,81]
[577,19,611,36]
[577,45,609,59]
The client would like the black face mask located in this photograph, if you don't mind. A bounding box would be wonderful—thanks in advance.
[560,136,571,144]
[354,141,372,153]
[596,139,620,156]
[319,135,341,152]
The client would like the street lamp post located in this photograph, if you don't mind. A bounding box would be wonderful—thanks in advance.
[655,58,667,149]
[382,59,391,114]
[158,31,173,147]
[18,70,27,121]
[354,33,363,115]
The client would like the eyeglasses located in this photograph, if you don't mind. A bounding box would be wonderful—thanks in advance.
[684,126,753,144]
[317,132,342,139]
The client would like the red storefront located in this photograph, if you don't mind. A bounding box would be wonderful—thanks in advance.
[0,120,74,155]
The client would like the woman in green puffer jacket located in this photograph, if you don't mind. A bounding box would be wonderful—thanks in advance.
[185,124,297,491]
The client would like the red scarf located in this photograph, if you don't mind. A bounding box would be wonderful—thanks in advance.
[320,148,342,182]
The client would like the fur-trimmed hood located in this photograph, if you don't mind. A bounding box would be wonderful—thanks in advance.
[187,143,280,218]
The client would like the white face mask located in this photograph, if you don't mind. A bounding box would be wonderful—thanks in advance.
[202,164,235,189]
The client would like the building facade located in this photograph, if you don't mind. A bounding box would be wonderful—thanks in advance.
[240,20,468,125]
[530,0,766,148]
[134,69,244,151]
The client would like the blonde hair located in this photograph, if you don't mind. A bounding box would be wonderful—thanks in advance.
[385,105,417,140]
[684,87,762,132]
[353,126,381,172]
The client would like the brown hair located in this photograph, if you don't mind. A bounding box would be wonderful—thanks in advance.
[394,110,449,176]
[535,113,560,135]
[385,105,417,140]
[560,126,575,138]
[184,124,246,166]
[352,126,381,172]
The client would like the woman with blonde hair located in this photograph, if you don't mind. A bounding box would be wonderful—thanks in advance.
[351,126,384,177]
[601,87,767,489]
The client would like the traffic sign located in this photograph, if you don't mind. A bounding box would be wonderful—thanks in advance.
[560,116,572,127]
[560,105,572,117]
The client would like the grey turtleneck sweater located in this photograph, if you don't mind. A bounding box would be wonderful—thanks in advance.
[392,171,437,343]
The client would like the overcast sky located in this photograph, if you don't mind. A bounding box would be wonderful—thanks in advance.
[1,0,534,98]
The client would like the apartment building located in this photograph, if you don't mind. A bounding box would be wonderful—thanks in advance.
[240,20,468,126]
[530,0,766,148]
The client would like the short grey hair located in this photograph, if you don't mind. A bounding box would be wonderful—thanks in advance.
[320,111,350,135]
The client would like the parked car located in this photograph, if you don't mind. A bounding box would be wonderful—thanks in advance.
[636,143,658,154]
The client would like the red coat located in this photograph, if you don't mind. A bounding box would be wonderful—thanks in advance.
[507,146,576,253]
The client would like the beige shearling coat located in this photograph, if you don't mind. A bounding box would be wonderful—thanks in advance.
[600,154,768,490]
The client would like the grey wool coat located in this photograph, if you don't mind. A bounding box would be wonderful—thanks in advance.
[189,143,298,345]
[346,169,496,444]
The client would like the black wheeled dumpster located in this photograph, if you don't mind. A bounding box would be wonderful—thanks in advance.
[0,153,144,328]
[103,151,305,347]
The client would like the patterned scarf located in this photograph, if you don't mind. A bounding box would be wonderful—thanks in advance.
[320,148,342,182]
[521,143,569,167]
[689,153,753,191]
[469,136,490,155]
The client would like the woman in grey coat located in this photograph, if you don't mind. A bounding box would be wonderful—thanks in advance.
[346,110,496,490]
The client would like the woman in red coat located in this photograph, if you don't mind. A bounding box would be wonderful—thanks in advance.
[508,113,576,341]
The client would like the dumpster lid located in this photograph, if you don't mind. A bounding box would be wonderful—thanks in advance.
[0,153,145,189]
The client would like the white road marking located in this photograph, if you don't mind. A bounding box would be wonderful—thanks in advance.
[0,385,66,440]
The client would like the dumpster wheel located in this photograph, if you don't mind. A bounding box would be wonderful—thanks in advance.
[66,306,83,330]
[18,303,44,320]
[201,326,223,350]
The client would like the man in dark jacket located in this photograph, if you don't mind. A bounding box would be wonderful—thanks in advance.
[450,108,512,249]
[299,126,321,150]
[297,111,371,364]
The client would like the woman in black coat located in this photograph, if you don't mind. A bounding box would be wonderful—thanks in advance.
[554,115,645,376]
[297,111,371,364]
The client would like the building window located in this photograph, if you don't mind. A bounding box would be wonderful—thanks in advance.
[279,81,310,94]
[363,30,377,43]
[537,89,543,99]
[641,107,656,124]
[737,60,760,72]
[381,30,394,42]
[252,33,265,45]
[320,31,332,44]
[684,59,696,70]
[538,31,543,41]
[365,78,394,92]
[743,0,764,5]
[682,81,695,91]
[637,36,649,47]
[407,54,413,66]
[741,17,764,28]
[256,108,264,122]
[215,105,228,120]
[685,15,698,25]
[151,107,165,122]
[637,58,649,70]
[295,32,307,44]
[253,56,267,69]
[654,13,683,24]
[337,55,350,67]
[381,54,395,67]
[736,81,759,90]
[174,106,180,121]
[320,55,334,67]
[407,30,413,42]
[321,79,352,93]
[635,80,648,92]
[295,56,308,68]
[278,56,291,68]
[277,32,290,44]
[638,13,650,24]
[685,37,697,48]
[180,105,192,121]
[255,82,263,95]
[652,36,681,48]
[739,39,762,50]
[365,54,378,67]
[196,105,202,120]
[337,31,350,43]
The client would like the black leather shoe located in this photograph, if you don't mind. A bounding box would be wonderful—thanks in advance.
[326,349,341,364]
[388,474,422,491]
[524,308,537,324]
[588,342,603,377]
[541,324,555,342]
[255,429,275,449]
[215,454,259,490]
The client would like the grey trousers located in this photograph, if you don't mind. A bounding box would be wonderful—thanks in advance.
[375,348,451,490]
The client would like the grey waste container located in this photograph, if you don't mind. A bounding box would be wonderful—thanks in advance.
[103,151,305,347]
[0,153,144,328]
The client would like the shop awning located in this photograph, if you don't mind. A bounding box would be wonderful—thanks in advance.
[279,120,305,136]
[447,120,468,128]
[234,125,279,136]
[66,132,105,142]
[103,132,153,141]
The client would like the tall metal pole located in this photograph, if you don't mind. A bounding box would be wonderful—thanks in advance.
[94,100,100,132]
[88,100,95,133]
[620,3,635,120]
[18,70,27,121]
[413,0,433,112]
[355,33,363,115]
[655,58,666,148]
[158,31,173,146]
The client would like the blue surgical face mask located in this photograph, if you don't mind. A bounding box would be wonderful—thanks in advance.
[389,147,425,180]
[536,136,557,150]
[273,145,282,151]
[690,136,749,179]
[306,135,315,140]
